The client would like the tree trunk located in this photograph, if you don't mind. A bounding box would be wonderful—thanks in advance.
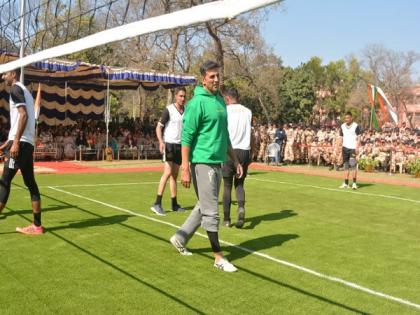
[206,22,224,90]
[257,95,270,123]
[397,95,414,128]
[166,29,180,104]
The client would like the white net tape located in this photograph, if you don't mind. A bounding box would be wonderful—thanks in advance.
[0,0,279,73]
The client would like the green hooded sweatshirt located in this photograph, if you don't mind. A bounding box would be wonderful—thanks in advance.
[181,85,230,164]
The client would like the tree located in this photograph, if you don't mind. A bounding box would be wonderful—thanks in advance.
[277,66,316,124]
[362,44,420,127]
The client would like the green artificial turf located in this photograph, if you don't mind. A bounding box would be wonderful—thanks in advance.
[0,170,419,314]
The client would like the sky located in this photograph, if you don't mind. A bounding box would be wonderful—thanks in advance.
[262,0,420,79]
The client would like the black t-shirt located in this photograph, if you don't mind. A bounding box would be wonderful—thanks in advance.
[10,84,26,106]
[159,108,170,126]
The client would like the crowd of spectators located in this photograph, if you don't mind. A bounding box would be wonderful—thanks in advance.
[254,122,420,174]
[0,117,160,161]
[0,116,418,174]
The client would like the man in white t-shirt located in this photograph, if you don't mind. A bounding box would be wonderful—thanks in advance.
[151,87,186,215]
[222,87,253,228]
[339,112,361,190]
[0,68,43,234]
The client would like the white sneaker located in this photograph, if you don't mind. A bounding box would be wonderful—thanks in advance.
[214,258,238,272]
[352,183,358,190]
[170,235,192,256]
[150,204,166,216]
[339,183,349,189]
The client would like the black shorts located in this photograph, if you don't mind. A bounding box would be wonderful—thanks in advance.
[222,149,251,178]
[4,140,34,170]
[163,142,182,165]
[342,147,357,169]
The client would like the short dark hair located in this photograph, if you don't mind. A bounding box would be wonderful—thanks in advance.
[12,68,21,79]
[175,87,186,94]
[200,60,219,76]
[224,87,239,101]
[345,111,353,117]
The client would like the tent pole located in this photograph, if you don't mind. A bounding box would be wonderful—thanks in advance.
[64,81,67,126]
[106,70,110,148]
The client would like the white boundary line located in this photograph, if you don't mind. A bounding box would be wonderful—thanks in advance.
[47,185,420,311]
[10,182,159,190]
[248,177,420,205]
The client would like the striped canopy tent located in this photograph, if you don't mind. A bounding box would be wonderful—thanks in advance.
[0,52,196,126]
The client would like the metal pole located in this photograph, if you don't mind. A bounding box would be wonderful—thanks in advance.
[106,71,110,148]
[64,81,68,125]
[19,0,26,82]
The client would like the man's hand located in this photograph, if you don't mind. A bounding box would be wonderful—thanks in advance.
[159,141,165,154]
[235,163,243,179]
[10,141,19,159]
[180,165,191,188]
[0,142,8,157]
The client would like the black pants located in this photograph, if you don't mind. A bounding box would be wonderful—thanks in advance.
[0,141,40,205]
[222,149,250,221]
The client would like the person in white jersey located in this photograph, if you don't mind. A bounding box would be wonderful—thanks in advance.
[0,68,43,234]
[222,87,253,228]
[339,112,361,190]
[151,87,186,215]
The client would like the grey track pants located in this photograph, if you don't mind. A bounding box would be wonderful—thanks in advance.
[175,163,222,245]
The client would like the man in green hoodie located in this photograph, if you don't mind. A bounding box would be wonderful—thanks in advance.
[169,61,243,272]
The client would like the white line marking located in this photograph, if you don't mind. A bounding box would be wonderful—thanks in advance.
[47,185,420,311]
[48,182,159,188]
[248,177,420,205]
[11,182,159,190]
[11,177,419,205]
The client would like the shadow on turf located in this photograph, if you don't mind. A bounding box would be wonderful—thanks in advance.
[226,233,299,261]
[0,204,70,219]
[48,214,132,232]
[5,185,207,314]
[237,264,369,314]
[193,233,299,262]
[243,209,297,230]
[356,183,374,188]
[7,184,368,314]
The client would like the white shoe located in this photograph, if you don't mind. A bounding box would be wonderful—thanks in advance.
[150,204,166,216]
[170,235,192,256]
[339,183,349,189]
[352,183,358,190]
[214,258,238,272]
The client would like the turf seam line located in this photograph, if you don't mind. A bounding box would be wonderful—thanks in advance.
[47,186,420,311]
[248,178,420,205]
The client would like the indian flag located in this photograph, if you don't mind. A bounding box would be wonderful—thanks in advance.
[367,84,398,127]
[34,83,41,120]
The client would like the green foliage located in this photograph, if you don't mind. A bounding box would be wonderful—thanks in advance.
[358,157,380,171]
[2,170,420,314]
[406,159,420,177]
[277,66,316,123]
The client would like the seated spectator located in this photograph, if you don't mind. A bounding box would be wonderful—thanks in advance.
[76,130,88,148]
[62,131,76,159]
[124,133,137,149]
[266,140,281,166]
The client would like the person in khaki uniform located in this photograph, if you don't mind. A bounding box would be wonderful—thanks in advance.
[293,125,303,163]
[284,124,295,163]
[330,128,343,171]
[257,126,269,162]
[303,128,314,164]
